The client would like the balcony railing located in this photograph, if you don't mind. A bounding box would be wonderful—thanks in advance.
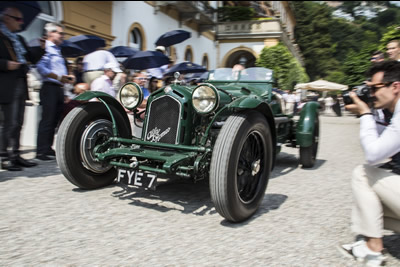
[155,1,216,30]
[217,19,281,38]
[217,19,304,66]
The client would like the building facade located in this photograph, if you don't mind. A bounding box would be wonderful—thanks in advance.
[22,1,302,69]
[19,1,303,146]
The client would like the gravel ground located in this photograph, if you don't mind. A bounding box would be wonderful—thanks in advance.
[0,113,399,266]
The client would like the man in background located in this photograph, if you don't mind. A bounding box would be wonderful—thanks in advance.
[370,50,385,63]
[386,39,400,61]
[82,48,120,86]
[90,62,122,98]
[36,22,75,161]
[0,6,44,171]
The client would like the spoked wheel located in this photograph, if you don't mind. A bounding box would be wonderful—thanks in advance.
[56,102,131,189]
[210,111,273,222]
[299,117,319,168]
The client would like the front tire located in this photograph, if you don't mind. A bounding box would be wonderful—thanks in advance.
[210,111,273,222]
[56,102,131,189]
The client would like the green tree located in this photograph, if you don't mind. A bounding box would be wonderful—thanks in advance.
[256,43,309,90]
[217,6,255,22]
[293,1,340,80]
[292,1,399,84]
[379,24,400,50]
[376,8,398,27]
[342,43,378,88]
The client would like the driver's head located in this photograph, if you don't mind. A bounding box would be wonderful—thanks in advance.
[233,64,244,71]
[232,64,244,79]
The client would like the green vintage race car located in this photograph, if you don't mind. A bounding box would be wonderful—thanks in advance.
[56,67,319,222]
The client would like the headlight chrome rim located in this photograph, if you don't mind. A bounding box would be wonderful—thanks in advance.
[192,83,219,114]
[119,82,143,110]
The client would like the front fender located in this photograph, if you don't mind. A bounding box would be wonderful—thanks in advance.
[227,96,277,169]
[75,91,131,136]
[296,101,319,147]
[228,96,263,109]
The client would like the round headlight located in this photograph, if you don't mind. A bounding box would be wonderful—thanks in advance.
[119,82,143,110]
[192,84,219,114]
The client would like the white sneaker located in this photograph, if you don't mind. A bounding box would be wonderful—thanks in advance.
[338,240,386,266]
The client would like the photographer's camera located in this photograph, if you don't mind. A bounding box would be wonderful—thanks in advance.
[342,83,372,105]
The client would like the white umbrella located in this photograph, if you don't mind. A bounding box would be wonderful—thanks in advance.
[295,79,348,91]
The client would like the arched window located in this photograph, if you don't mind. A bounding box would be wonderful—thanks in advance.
[130,28,143,50]
[128,23,146,51]
[19,1,60,41]
[184,46,193,62]
[202,54,209,69]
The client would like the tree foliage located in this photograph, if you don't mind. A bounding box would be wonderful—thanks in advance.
[379,25,400,50]
[293,1,400,88]
[256,42,309,90]
[293,1,340,81]
[217,6,255,22]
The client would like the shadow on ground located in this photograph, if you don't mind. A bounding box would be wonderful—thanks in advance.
[220,193,288,227]
[0,149,60,182]
[110,177,216,216]
[106,175,288,227]
[384,234,400,259]
[271,151,326,179]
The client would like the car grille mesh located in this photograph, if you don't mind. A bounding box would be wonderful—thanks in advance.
[145,96,180,144]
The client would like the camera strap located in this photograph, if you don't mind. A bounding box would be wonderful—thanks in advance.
[383,109,393,124]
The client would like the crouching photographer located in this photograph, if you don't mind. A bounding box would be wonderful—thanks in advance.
[339,60,400,266]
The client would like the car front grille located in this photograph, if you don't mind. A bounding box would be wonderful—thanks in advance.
[144,95,181,144]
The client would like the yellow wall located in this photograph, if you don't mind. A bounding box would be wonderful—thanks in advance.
[61,1,114,47]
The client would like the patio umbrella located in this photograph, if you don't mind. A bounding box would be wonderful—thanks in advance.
[108,46,139,57]
[0,1,41,32]
[28,38,84,58]
[60,40,85,57]
[295,80,348,91]
[164,61,206,76]
[122,50,170,70]
[155,30,191,47]
[68,35,106,54]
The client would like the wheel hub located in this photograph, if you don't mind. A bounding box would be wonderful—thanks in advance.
[251,159,260,176]
[80,119,113,173]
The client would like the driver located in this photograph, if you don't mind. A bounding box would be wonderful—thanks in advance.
[232,64,244,80]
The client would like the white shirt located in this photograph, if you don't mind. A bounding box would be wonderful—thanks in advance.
[91,75,115,97]
[147,64,169,79]
[360,100,400,164]
[286,94,296,103]
[83,50,119,71]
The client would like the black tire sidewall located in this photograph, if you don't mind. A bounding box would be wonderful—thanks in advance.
[210,111,272,222]
[57,102,130,189]
[300,117,319,168]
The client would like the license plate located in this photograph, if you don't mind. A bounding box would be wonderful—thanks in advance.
[117,169,157,190]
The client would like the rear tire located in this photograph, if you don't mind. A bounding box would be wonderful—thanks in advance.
[210,111,273,222]
[299,117,319,168]
[56,102,131,189]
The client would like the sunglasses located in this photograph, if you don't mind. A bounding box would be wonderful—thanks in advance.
[52,31,65,36]
[6,14,23,22]
[369,82,393,93]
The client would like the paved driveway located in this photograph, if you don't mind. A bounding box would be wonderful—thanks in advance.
[0,114,399,266]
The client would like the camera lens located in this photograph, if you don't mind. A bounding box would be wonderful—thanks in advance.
[342,91,353,105]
